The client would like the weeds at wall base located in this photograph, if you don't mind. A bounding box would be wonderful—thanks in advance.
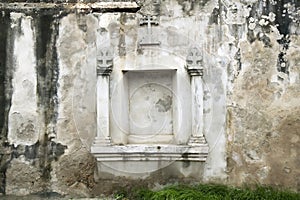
[115,184,300,200]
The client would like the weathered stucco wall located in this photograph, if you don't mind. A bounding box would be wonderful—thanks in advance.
[227,18,300,192]
[0,0,299,197]
[225,0,300,190]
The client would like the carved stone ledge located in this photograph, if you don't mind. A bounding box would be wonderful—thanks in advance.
[97,66,113,76]
[91,144,209,162]
[93,136,112,146]
[187,68,204,76]
[188,136,207,146]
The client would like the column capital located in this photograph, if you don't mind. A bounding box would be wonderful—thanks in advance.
[186,47,203,76]
[97,47,113,76]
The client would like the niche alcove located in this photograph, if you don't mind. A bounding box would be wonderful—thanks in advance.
[91,48,209,176]
[124,69,175,144]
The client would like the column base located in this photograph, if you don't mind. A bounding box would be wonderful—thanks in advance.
[188,136,207,146]
[93,136,112,146]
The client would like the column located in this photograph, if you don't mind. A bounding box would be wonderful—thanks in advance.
[93,48,113,146]
[186,47,206,145]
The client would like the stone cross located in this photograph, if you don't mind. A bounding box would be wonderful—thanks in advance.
[139,15,160,46]
[97,48,113,76]
[140,15,159,27]
[186,47,203,76]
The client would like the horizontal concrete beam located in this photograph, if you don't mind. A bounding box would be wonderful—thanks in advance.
[0,2,140,13]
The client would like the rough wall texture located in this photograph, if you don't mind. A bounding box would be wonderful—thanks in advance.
[225,0,300,191]
[0,0,298,197]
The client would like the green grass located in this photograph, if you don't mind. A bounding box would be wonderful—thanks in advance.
[116,184,300,200]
